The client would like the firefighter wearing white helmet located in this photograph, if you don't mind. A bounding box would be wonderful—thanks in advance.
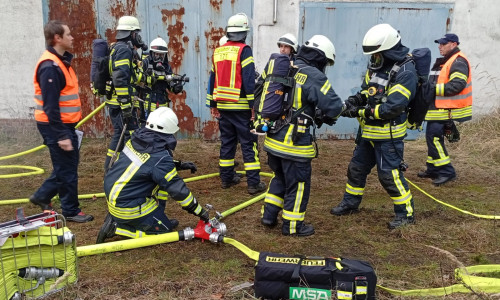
[206,12,266,195]
[104,15,147,173]
[277,33,298,57]
[331,24,418,230]
[141,37,176,116]
[260,34,343,237]
[98,107,207,243]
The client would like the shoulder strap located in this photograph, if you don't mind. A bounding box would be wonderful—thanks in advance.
[388,55,414,84]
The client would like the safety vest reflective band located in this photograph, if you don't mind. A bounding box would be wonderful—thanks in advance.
[213,42,245,102]
[33,50,81,123]
[107,196,159,220]
[435,51,472,109]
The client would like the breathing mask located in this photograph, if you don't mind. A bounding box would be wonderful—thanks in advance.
[368,53,384,71]
[131,31,147,51]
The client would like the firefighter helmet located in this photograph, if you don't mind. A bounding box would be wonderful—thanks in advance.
[146,107,179,134]
[277,33,298,53]
[116,16,141,39]
[303,35,336,66]
[362,24,400,55]
[150,37,168,53]
[226,13,250,32]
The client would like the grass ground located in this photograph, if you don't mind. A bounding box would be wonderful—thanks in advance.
[0,113,499,300]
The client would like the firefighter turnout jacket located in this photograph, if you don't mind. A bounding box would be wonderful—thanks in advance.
[358,46,418,141]
[263,58,344,162]
[33,47,81,140]
[103,128,205,221]
[206,41,255,110]
[425,47,472,122]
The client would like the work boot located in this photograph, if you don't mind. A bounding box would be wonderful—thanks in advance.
[282,224,315,237]
[260,218,277,228]
[432,174,457,186]
[66,212,94,223]
[96,213,117,243]
[29,195,53,211]
[221,174,242,189]
[417,170,437,179]
[388,216,415,229]
[330,203,359,216]
[248,182,267,195]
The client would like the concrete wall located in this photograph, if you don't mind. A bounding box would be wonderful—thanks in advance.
[0,0,498,121]
[252,0,500,115]
[0,1,45,119]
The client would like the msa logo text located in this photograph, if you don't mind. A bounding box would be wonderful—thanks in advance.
[289,287,331,300]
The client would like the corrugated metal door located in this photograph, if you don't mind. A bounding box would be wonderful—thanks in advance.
[45,0,252,138]
[299,2,454,139]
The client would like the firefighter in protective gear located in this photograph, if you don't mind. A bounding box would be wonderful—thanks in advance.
[260,35,343,237]
[30,20,94,223]
[206,13,266,195]
[140,37,176,118]
[331,24,418,230]
[418,33,471,186]
[97,107,207,243]
[277,33,298,60]
[104,16,148,173]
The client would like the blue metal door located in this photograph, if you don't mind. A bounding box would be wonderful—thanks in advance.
[299,2,454,139]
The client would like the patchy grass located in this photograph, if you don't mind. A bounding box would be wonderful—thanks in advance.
[0,113,499,299]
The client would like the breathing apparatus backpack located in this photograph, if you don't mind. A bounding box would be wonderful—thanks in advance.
[253,53,299,134]
[389,48,433,129]
[91,38,112,99]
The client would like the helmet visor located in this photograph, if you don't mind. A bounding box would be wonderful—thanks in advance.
[363,44,381,54]
[368,53,384,70]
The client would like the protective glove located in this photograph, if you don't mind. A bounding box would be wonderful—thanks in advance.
[175,160,197,173]
[119,97,133,122]
[346,93,366,107]
[358,107,374,120]
[198,208,210,223]
[340,102,360,118]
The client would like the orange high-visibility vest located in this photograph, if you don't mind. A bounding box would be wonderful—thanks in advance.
[435,51,472,109]
[213,41,245,102]
[33,50,81,123]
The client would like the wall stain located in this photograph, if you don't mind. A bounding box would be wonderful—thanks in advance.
[202,120,219,140]
[204,25,225,71]
[161,7,198,135]
[210,0,223,11]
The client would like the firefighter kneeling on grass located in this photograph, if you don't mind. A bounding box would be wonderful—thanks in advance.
[96,107,208,243]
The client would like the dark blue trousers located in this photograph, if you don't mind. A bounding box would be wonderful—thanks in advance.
[34,124,81,217]
[262,153,311,235]
[340,139,414,218]
[104,105,139,172]
[425,121,456,177]
[218,110,261,186]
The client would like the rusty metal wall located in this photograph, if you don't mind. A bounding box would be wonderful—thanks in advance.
[42,0,253,138]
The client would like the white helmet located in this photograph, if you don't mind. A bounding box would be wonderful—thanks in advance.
[150,37,168,53]
[219,35,228,46]
[303,35,336,66]
[145,107,179,134]
[277,33,298,53]
[226,13,250,32]
[116,16,141,31]
[362,24,401,55]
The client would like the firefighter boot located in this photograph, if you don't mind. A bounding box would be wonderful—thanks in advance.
[96,213,117,244]
[29,195,53,211]
[221,173,242,189]
[261,203,280,228]
[388,216,415,229]
[330,203,359,216]
[282,221,315,237]
[248,181,267,195]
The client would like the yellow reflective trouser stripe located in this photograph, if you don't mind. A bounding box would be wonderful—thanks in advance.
[361,122,407,139]
[178,192,194,208]
[220,159,235,167]
[431,137,451,166]
[157,190,168,200]
[115,227,148,238]
[164,168,178,182]
[337,290,353,299]
[109,163,140,206]
[244,162,260,171]
[108,197,159,220]
[107,149,115,157]
[253,142,259,162]
[391,169,413,216]
[264,193,284,208]
[346,183,364,195]
[282,182,305,222]
[264,136,316,159]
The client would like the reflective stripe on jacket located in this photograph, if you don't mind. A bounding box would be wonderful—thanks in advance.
[33,50,81,123]
[213,41,245,102]
[435,51,472,109]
